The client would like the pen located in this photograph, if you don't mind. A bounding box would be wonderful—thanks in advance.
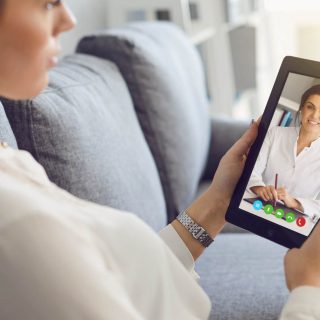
[274,173,278,207]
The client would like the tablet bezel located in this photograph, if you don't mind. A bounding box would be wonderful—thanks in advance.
[225,56,320,249]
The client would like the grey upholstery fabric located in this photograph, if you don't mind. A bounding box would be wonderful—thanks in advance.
[2,54,167,231]
[77,22,211,223]
[196,233,288,320]
[0,101,17,149]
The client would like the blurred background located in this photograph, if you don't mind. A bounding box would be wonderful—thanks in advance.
[62,0,320,121]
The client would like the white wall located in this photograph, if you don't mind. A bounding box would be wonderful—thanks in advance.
[282,74,315,103]
[60,0,108,55]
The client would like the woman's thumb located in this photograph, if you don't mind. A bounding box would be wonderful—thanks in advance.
[231,120,259,156]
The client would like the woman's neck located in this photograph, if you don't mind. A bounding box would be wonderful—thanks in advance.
[298,127,320,147]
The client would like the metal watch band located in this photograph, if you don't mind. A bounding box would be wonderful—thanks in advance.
[177,211,214,248]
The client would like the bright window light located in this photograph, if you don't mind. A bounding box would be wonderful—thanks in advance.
[264,0,320,12]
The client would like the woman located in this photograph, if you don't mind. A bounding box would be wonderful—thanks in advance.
[249,85,320,219]
[0,1,319,319]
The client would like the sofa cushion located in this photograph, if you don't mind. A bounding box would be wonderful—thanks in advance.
[196,233,288,319]
[77,21,211,222]
[0,101,18,149]
[2,54,167,230]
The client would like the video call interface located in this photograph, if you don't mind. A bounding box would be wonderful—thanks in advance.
[239,72,320,236]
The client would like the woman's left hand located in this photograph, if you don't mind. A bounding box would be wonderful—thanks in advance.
[171,119,259,260]
[277,187,302,210]
[187,119,260,236]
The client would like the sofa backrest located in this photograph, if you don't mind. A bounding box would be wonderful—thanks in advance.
[2,54,167,230]
[77,22,211,222]
[0,101,18,149]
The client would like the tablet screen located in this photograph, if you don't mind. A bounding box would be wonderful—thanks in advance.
[239,72,320,236]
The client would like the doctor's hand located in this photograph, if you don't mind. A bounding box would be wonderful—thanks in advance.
[251,185,278,202]
[276,187,303,211]
[284,222,320,291]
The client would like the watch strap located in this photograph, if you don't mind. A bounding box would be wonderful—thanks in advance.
[177,211,214,248]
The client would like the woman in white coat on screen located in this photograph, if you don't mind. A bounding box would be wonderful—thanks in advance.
[248,85,320,220]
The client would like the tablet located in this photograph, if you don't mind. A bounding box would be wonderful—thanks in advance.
[226,56,320,248]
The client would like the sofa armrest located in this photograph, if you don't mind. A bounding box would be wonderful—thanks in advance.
[201,116,249,181]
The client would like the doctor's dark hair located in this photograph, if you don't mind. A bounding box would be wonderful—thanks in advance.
[299,84,320,112]
[294,84,320,125]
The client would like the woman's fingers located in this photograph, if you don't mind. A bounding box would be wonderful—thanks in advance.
[270,187,278,202]
[263,186,277,201]
[256,188,265,201]
[276,187,286,200]
[230,120,259,158]
[264,189,272,200]
[284,248,300,291]
[256,185,279,202]
[284,224,320,291]
[262,188,272,201]
[259,190,267,201]
[266,186,275,200]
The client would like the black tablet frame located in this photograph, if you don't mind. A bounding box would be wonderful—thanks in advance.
[226,56,320,249]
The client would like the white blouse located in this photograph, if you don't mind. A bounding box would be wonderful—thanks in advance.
[248,126,320,218]
[0,146,319,320]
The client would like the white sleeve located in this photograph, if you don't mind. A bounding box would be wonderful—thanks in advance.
[279,286,320,319]
[296,197,320,219]
[158,224,200,281]
[247,127,274,191]
[0,214,144,320]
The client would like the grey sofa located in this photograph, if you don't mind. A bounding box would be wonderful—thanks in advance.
[0,22,288,319]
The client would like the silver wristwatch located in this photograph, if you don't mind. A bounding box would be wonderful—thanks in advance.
[177,211,214,248]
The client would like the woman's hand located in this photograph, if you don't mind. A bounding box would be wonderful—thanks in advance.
[201,119,260,226]
[171,119,260,260]
[208,119,260,207]
[284,223,320,291]
[277,187,303,210]
[251,185,278,202]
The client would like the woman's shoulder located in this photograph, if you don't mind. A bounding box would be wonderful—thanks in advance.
[0,147,50,185]
[0,148,56,231]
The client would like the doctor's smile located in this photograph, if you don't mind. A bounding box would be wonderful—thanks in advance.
[301,96,320,132]
[307,120,319,125]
